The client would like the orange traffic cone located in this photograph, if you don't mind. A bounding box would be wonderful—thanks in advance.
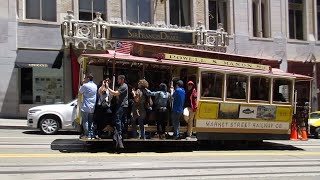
[300,129,308,141]
[290,119,299,141]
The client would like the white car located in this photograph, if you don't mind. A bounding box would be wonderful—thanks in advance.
[27,100,77,135]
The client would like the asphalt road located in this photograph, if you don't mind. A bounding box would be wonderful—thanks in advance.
[1,129,320,180]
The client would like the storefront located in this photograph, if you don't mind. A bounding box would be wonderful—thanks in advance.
[15,49,64,116]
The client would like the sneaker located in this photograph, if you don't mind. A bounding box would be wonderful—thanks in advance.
[185,136,192,140]
[153,134,160,139]
[80,136,88,140]
[160,134,166,139]
[173,136,180,140]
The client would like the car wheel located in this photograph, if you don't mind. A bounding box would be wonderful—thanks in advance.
[39,117,60,135]
[314,128,320,139]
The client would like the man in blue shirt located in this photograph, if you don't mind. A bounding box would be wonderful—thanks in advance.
[79,73,97,139]
[171,80,185,140]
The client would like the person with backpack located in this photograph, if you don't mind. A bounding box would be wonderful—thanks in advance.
[145,83,170,139]
[131,79,149,139]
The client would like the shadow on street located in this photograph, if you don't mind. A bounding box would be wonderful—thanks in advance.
[22,130,79,135]
[51,139,304,153]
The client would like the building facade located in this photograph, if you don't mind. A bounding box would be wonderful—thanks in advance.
[1,0,320,118]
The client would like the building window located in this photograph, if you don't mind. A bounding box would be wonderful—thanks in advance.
[126,0,151,23]
[208,0,228,31]
[288,0,304,40]
[25,0,57,22]
[252,0,270,38]
[79,0,106,21]
[20,68,64,104]
[170,0,191,26]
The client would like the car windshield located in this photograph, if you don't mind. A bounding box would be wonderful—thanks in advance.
[310,113,320,119]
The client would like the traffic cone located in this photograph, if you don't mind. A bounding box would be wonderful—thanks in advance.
[290,119,299,141]
[300,129,308,141]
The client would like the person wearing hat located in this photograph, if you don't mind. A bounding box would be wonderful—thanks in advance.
[185,81,198,138]
[171,80,185,140]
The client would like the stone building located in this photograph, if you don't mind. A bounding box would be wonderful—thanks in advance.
[0,0,320,118]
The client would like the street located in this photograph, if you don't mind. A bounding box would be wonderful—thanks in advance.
[0,128,320,179]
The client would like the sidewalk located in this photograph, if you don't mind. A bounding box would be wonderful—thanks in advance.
[0,118,28,129]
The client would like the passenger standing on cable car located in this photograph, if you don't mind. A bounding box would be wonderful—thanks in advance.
[131,79,148,140]
[185,81,198,139]
[145,83,170,139]
[107,75,128,148]
[171,80,185,140]
[79,73,97,139]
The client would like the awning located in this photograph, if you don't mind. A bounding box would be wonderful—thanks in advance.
[15,49,63,68]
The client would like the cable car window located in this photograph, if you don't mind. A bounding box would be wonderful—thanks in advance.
[227,74,248,100]
[201,72,223,98]
[273,79,292,103]
[250,77,270,101]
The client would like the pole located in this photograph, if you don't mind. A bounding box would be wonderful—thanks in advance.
[112,60,115,90]
[91,0,94,21]
[312,61,318,111]
[294,90,297,115]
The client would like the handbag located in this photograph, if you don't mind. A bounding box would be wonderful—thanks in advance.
[183,107,190,123]
[101,96,111,109]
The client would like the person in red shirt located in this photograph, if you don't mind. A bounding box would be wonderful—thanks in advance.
[185,81,198,138]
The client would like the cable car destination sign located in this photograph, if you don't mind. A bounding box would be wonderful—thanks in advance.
[164,53,270,71]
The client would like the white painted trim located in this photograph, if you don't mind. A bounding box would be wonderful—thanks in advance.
[122,0,126,22]
[314,0,318,41]
[192,0,196,27]
[205,0,209,29]
[304,0,308,41]
[165,0,170,25]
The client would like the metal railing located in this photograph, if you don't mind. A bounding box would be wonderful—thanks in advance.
[62,11,229,52]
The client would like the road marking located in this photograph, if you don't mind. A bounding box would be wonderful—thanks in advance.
[1,151,320,158]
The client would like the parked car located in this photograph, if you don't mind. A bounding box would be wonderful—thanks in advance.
[27,100,77,135]
[308,111,320,139]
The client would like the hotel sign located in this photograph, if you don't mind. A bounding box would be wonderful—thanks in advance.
[109,27,195,44]
[164,53,270,71]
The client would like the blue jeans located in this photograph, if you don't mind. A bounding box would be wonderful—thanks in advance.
[131,117,145,139]
[82,111,94,137]
[115,106,128,135]
[171,111,182,138]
